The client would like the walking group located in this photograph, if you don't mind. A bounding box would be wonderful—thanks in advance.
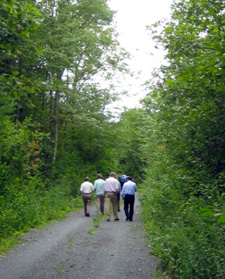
[80,172,137,221]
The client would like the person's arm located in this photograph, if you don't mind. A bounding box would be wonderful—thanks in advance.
[121,185,125,199]
[93,181,97,191]
[80,183,83,193]
[115,180,120,193]
[118,181,121,192]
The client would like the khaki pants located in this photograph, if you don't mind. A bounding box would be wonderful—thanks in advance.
[82,194,92,216]
[105,192,118,220]
[95,194,105,214]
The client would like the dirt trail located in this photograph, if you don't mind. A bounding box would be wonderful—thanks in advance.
[0,196,159,279]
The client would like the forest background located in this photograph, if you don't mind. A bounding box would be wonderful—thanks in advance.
[0,0,225,278]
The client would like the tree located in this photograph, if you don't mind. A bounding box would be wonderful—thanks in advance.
[115,108,147,182]
[146,0,225,192]
[0,0,42,191]
[20,0,127,166]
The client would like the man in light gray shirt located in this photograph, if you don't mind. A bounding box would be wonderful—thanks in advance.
[104,172,120,221]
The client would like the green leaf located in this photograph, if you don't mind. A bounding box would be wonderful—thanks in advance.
[217,214,225,223]
[165,26,173,34]
[200,208,213,217]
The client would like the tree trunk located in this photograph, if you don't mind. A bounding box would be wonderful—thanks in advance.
[52,89,59,164]
[15,56,23,122]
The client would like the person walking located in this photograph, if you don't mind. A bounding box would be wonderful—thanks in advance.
[118,174,127,211]
[80,177,94,217]
[104,172,120,221]
[121,176,137,222]
[118,174,128,189]
[94,174,105,215]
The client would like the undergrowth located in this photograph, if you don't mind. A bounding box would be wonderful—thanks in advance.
[140,165,225,279]
[0,178,83,256]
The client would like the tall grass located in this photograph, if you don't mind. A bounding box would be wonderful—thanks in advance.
[0,175,83,255]
[141,164,225,279]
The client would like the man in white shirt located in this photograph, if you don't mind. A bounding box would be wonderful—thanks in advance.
[104,172,120,221]
[80,177,94,217]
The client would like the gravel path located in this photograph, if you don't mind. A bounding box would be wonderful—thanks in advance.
[0,196,159,279]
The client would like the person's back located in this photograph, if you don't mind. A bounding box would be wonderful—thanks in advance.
[104,176,119,193]
[94,177,105,195]
[118,174,127,189]
[80,180,94,194]
[122,179,136,197]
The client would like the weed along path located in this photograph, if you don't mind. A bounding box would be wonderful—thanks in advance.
[0,197,158,279]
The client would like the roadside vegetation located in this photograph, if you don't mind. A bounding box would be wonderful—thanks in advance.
[139,1,225,278]
[1,1,225,278]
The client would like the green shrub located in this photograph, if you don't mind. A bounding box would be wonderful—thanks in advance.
[141,165,225,279]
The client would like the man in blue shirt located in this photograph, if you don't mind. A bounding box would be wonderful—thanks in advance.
[121,176,137,222]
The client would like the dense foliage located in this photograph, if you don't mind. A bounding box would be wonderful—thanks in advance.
[137,0,225,278]
[0,0,127,247]
[1,0,225,278]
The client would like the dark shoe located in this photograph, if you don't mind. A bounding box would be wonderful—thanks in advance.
[106,219,110,222]
[86,213,90,217]
[126,217,129,221]
[114,218,120,221]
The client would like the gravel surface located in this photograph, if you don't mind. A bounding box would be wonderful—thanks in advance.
[0,196,159,279]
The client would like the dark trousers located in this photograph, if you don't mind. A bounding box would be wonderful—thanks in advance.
[117,192,120,211]
[124,195,135,221]
[83,194,92,216]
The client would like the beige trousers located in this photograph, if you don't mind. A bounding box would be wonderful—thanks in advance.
[105,192,118,220]
[95,194,105,214]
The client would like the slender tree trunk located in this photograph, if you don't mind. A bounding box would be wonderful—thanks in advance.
[49,90,54,134]
[62,121,67,151]
[52,89,59,164]
[15,56,23,122]
[51,68,64,164]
